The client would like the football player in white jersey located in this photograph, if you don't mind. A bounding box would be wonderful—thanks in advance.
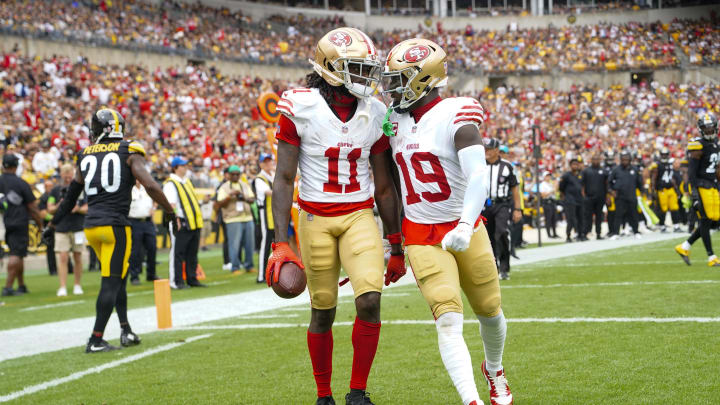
[381,38,513,405]
[266,28,406,405]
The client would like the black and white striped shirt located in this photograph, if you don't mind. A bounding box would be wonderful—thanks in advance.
[486,158,518,201]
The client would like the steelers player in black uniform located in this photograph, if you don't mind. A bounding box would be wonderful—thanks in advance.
[45,108,179,352]
[604,150,617,236]
[650,147,681,232]
[675,113,720,267]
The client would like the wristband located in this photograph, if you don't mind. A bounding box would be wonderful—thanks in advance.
[387,232,402,245]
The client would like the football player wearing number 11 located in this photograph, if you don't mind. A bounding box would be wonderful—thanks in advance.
[381,38,513,405]
[267,28,406,405]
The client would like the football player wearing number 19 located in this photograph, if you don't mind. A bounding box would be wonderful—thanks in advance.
[266,28,405,405]
[381,39,513,405]
[45,108,179,353]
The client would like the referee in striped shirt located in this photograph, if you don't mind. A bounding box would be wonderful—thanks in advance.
[482,138,522,280]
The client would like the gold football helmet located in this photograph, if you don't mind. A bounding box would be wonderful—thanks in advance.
[310,27,381,99]
[381,38,448,111]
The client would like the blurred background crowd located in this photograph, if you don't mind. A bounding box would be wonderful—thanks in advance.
[2,52,718,213]
[1,0,718,72]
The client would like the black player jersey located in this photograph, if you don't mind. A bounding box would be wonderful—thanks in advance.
[653,162,676,190]
[76,140,145,228]
[687,137,720,185]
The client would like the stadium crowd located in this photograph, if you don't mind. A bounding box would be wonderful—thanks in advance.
[1,0,718,73]
[253,0,714,16]
[2,52,718,226]
[0,54,288,188]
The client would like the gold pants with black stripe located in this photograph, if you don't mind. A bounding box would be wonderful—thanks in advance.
[84,226,132,278]
[698,187,720,221]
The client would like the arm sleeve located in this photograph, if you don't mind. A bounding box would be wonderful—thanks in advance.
[457,144,488,226]
[50,180,82,226]
[276,115,300,146]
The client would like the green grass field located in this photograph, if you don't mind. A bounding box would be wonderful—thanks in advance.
[1,235,720,404]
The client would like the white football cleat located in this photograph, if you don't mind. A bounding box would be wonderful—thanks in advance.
[73,285,84,295]
[57,286,67,297]
[222,263,232,271]
[481,361,513,405]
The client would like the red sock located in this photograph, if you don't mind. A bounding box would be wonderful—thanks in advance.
[350,317,381,390]
[307,330,333,398]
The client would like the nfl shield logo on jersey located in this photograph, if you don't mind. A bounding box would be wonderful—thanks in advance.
[342,126,349,134]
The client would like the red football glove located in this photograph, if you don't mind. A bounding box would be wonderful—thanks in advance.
[384,252,407,286]
[265,242,304,287]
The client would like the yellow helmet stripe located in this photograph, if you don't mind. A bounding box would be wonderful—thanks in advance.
[110,109,120,133]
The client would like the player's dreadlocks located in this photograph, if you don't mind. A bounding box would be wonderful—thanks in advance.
[305,72,352,105]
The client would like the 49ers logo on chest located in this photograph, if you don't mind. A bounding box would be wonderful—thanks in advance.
[330,31,352,47]
[403,45,431,63]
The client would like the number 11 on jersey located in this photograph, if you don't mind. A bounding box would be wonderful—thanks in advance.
[323,147,361,194]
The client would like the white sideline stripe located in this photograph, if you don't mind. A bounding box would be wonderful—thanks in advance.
[502,280,720,289]
[0,232,683,362]
[277,307,307,312]
[0,334,212,403]
[19,300,85,312]
[175,317,720,331]
[513,259,685,266]
[126,291,154,297]
[237,314,298,319]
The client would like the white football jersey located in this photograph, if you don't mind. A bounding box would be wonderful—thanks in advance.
[388,97,484,224]
[277,88,387,204]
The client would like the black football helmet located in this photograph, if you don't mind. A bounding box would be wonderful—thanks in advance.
[91,108,125,144]
[604,150,615,166]
[698,113,718,141]
[659,147,670,163]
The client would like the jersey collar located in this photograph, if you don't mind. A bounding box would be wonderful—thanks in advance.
[410,96,443,123]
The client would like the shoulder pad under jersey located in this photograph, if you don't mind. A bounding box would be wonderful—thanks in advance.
[687,137,704,152]
[127,140,146,156]
[447,97,485,127]
[277,88,321,120]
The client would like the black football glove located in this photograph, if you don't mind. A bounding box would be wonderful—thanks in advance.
[691,190,703,215]
[163,211,179,237]
[41,226,55,247]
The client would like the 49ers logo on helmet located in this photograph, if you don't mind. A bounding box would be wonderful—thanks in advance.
[329,31,352,47]
[403,45,431,63]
